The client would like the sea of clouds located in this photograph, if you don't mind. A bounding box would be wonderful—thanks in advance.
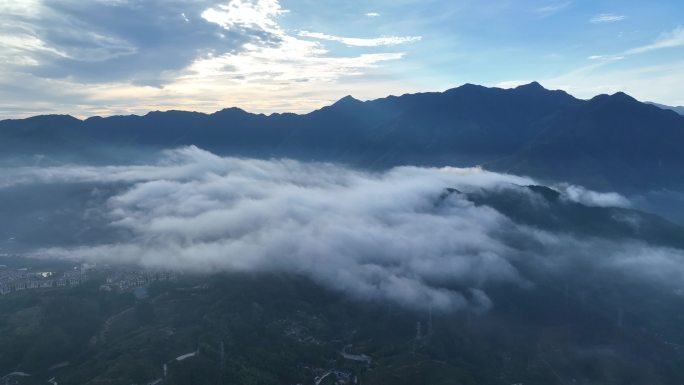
[4,146,683,312]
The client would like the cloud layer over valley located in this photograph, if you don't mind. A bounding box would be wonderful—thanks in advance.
[3,146,683,312]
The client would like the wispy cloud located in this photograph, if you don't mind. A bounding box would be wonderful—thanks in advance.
[299,31,421,47]
[588,55,625,61]
[590,13,626,24]
[0,0,244,85]
[533,1,573,17]
[588,26,684,62]
[365,12,380,18]
[161,2,419,86]
[188,2,411,84]
[545,59,684,107]
[588,26,684,66]
[624,25,684,55]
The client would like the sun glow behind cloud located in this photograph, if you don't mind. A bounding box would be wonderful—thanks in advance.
[0,0,422,118]
[0,0,683,117]
[187,2,414,85]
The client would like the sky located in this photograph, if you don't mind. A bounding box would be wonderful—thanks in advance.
[0,0,683,119]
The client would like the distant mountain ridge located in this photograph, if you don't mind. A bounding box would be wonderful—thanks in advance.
[648,102,684,116]
[2,82,684,193]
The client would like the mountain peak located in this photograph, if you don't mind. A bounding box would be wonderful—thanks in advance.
[515,81,546,91]
[212,107,248,116]
[17,114,83,127]
[610,91,636,102]
[28,114,81,122]
[453,83,487,91]
[589,91,638,105]
[333,95,362,106]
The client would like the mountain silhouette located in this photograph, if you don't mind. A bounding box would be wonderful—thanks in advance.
[2,82,683,193]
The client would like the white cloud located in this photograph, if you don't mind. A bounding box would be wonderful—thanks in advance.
[200,0,286,35]
[365,12,380,18]
[533,1,573,17]
[0,1,65,66]
[0,66,423,119]
[11,146,682,313]
[545,59,684,106]
[588,26,684,63]
[183,2,415,85]
[590,14,626,24]
[0,0,42,18]
[0,0,421,118]
[180,38,405,84]
[556,184,631,208]
[579,26,684,104]
[0,0,137,65]
[299,31,421,47]
[624,25,684,55]
[588,55,624,61]
[21,146,536,312]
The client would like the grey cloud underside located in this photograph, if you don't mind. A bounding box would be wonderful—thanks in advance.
[10,0,269,85]
[5,147,684,312]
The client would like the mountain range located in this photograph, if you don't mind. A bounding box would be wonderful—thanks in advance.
[2,82,684,193]
[649,102,684,116]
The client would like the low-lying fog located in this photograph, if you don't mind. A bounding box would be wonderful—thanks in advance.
[1,146,682,312]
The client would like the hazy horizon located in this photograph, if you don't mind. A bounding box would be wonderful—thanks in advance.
[0,81,673,121]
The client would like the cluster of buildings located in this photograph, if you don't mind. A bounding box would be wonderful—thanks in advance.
[0,262,178,297]
[0,266,91,296]
[99,270,178,292]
